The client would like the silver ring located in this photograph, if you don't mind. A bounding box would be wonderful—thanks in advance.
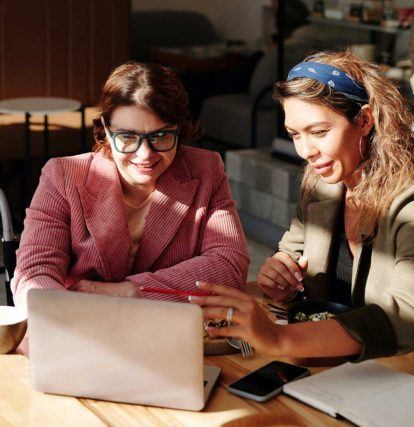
[226,307,234,324]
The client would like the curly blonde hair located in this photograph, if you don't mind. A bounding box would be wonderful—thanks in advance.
[274,50,414,232]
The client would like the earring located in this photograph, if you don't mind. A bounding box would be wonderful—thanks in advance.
[359,136,365,159]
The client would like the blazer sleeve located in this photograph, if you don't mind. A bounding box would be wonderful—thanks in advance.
[11,159,71,308]
[336,204,414,362]
[126,153,249,300]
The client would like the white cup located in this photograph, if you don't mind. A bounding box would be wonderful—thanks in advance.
[0,306,27,354]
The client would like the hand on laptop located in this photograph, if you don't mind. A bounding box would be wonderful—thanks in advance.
[189,282,280,356]
[71,279,139,297]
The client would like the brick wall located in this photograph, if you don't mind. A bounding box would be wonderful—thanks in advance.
[225,147,303,240]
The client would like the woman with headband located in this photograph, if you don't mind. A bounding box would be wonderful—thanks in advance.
[190,50,414,361]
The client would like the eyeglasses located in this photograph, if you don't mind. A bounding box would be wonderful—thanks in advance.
[104,122,179,153]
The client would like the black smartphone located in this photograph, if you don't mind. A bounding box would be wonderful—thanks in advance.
[227,361,310,402]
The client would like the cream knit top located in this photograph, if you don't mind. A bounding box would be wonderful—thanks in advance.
[124,192,154,272]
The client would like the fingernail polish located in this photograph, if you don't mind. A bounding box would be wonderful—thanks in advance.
[294,272,302,281]
[296,284,305,292]
[277,285,285,291]
[195,281,201,288]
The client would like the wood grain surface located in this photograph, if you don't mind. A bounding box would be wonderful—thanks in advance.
[2,281,413,426]
[2,351,413,426]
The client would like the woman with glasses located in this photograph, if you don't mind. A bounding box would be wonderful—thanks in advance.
[190,50,414,362]
[12,62,249,307]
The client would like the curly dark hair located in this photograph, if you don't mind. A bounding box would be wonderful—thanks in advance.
[93,61,200,157]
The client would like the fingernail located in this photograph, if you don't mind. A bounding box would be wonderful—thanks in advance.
[296,284,305,292]
[277,285,285,290]
[188,296,201,302]
[195,281,201,288]
[294,272,302,281]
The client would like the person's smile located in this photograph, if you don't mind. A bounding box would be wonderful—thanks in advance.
[130,158,161,172]
[311,161,334,175]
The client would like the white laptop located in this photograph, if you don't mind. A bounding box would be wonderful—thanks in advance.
[27,289,221,411]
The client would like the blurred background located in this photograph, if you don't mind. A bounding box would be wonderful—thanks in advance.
[0,0,413,297]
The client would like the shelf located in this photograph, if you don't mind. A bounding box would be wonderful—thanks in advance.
[309,16,409,35]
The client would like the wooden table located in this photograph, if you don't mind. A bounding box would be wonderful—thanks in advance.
[1,350,414,426]
[3,283,414,426]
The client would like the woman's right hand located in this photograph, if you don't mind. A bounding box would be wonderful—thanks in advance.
[257,253,308,301]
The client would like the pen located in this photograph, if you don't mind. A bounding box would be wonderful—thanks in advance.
[139,286,210,297]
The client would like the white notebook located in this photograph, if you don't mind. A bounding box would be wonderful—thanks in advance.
[283,360,414,427]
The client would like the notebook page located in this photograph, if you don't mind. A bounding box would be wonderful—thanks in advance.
[282,381,339,417]
[283,360,414,425]
[339,380,414,427]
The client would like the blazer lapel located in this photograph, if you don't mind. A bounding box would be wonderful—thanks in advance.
[77,153,132,281]
[133,151,199,273]
[305,182,343,300]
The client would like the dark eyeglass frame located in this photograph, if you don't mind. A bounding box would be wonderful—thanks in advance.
[104,120,179,153]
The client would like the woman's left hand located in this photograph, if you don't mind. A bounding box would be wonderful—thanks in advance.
[71,280,138,297]
[189,281,280,356]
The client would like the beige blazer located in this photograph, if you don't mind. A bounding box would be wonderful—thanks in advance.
[279,178,414,361]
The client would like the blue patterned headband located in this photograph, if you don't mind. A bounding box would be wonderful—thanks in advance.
[287,61,368,104]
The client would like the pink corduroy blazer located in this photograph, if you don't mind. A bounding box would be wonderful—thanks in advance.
[12,146,249,307]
